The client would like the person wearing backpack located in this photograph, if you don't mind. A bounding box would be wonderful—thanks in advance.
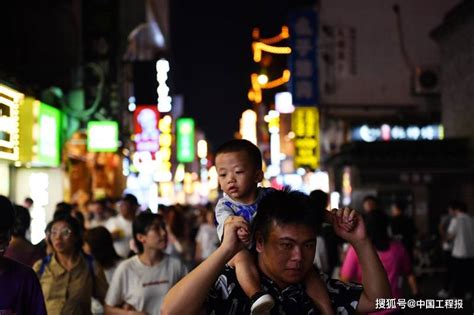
[33,215,108,315]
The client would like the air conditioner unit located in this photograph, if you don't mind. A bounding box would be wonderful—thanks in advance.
[413,66,440,95]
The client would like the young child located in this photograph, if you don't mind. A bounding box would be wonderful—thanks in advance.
[215,139,334,315]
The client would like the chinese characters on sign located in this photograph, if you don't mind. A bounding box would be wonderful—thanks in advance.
[352,124,444,142]
[0,84,23,161]
[292,107,320,169]
[289,8,318,106]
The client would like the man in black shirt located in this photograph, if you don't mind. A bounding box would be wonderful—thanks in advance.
[162,189,390,315]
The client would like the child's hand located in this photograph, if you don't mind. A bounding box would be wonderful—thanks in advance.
[237,227,250,246]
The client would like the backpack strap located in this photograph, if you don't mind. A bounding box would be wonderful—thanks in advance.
[38,254,52,278]
[84,253,96,288]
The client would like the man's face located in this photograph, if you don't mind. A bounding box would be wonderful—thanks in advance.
[89,202,104,218]
[256,222,316,289]
[363,199,376,213]
[118,200,135,217]
[215,151,263,204]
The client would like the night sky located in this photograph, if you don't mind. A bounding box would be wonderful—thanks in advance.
[170,0,307,151]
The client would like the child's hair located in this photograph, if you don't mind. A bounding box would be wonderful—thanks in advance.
[132,212,167,253]
[215,139,262,170]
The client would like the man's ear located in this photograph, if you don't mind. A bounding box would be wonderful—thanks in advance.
[255,231,264,253]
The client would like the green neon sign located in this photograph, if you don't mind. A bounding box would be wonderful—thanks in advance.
[176,118,195,163]
[87,121,119,152]
[38,103,62,167]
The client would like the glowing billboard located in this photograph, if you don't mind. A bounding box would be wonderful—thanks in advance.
[87,121,119,153]
[176,118,195,163]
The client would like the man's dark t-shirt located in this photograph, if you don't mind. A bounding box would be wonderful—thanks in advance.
[0,257,47,315]
[206,265,363,315]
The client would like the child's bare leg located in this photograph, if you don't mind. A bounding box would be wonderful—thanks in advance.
[229,249,274,314]
[229,249,261,298]
[305,268,334,315]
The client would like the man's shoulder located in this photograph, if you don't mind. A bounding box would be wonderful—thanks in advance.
[1,257,38,283]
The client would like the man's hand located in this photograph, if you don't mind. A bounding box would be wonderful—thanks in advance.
[222,216,249,257]
[328,207,368,245]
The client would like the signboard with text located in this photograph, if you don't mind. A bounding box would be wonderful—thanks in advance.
[288,8,319,106]
[292,107,320,169]
[0,84,23,161]
[352,124,444,142]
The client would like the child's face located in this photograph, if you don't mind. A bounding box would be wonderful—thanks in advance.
[215,150,263,204]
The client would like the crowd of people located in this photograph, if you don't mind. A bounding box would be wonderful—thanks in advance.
[0,139,472,314]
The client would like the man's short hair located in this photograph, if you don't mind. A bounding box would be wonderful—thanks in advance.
[448,200,467,213]
[362,195,378,204]
[133,212,166,253]
[12,205,31,237]
[252,188,318,242]
[0,195,15,232]
[122,193,139,206]
[215,139,262,170]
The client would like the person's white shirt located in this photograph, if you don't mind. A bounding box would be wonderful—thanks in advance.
[313,235,329,274]
[447,212,474,258]
[105,216,133,258]
[195,223,219,260]
[105,254,187,314]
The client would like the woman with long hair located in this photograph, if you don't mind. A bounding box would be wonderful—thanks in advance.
[84,226,123,283]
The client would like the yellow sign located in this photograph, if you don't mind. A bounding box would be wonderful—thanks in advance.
[155,115,173,182]
[0,84,23,161]
[292,107,320,169]
[19,97,38,163]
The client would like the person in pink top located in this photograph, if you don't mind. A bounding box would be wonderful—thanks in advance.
[341,210,418,314]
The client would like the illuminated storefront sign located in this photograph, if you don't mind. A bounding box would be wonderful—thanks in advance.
[155,115,172,182]
[176,118,195,163]
[19,98,62,167]
[352,124,445,142]
[156,59,172,113]
[265,110,281,177]
[292,107,320,169]
[133,106,160,153]
[37,103,62,166]
[240,109,257,145]
[20,100,62,167]
[0,84,23,161]
[87,121,119,153]
[275,92,295,113]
